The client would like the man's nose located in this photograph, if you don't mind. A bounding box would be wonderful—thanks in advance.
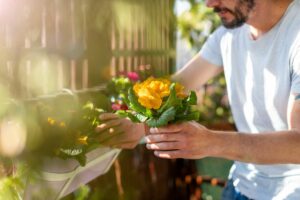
[205,0,221,8]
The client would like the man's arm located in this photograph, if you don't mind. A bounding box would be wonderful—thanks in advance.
[172,55,223,90]
[146,94,300,164]
[215,94,300,164]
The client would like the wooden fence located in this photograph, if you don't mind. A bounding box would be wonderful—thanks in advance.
[0,0,175,99]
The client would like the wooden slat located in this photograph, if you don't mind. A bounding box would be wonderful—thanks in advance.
[55,0,61,48]
[57,60,64,90]
[82,59,88,89]
[81,0,88,51]
[25,60,32,97]
[5,23,11,48]
[70,0,76,46]
[2,0,175,99]
[42,59,48,94]
[70,60,76,90]
[110,57,117,77]
[41,2,47,48]
[133,0,139,51]
[6,60,14,93]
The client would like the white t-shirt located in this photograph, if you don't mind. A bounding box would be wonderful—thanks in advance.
[199,0,300,199]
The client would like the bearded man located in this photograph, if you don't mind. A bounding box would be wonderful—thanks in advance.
[99,0,300,199]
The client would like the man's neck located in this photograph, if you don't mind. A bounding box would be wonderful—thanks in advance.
[247,0,293,40]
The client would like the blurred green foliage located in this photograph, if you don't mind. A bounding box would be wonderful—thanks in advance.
[0,90,111,199]
[178,0,220,49]
[177,0,234,126]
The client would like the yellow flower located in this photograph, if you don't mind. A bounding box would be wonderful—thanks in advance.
[60,122,66,127]
[47,117,55,125]
[78,136,88,145]
[134,77,170,109]
[175,83,187,98]
[133,77,188,109]
[137,87,162,109]
[148,79,170,98]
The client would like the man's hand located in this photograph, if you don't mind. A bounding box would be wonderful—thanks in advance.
[96,113,147,149]
[145,121,218,159]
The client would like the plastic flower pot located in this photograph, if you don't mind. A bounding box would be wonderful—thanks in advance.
[24,147,121,200]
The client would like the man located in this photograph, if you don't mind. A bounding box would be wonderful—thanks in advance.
[98,0,300,199]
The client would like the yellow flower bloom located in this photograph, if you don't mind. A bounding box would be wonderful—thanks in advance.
[133,77,187,109]
[175,83,187,98]
[148,79,170,98]
[137,87,162,109]
[134,77,169,109]
[60,122,66,127]
[78,136,88,145]
[47,117,55,125]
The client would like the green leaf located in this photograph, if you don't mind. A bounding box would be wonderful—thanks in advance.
[116,110,141,123]
[0,177,24,200]
[186,91,197,105]
[60,148,83,156]
[135,113,148,122]
[175,111,200,122]
[115,110,127,117]
[75,154,87,166]
[146,107,176,127]
[83,101,94,110]
[158,83,181,114]
[74,185,91,200]
[59,148,87,166]
[119,93,130,107]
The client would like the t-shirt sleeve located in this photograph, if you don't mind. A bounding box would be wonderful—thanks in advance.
[291,45,300,94]
[199,26,225,67]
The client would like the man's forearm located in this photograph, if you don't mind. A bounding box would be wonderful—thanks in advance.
[212,130,300,164]
[171,55,223,91]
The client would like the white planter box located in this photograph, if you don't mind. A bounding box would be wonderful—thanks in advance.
[24,147,121,200]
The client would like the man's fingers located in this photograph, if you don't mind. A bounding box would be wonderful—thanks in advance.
[146,141,183,150]
[150,124,182,134]
[100,130,139,149]
[99,113,119,121]
[188,121,206,129]
[98,127,124,143]
[96,119,121,132]
[145,133,183,143]
[107,139,139,149]
[153,150,187,159]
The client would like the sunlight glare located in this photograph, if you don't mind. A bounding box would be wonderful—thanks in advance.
[0,118,27,157]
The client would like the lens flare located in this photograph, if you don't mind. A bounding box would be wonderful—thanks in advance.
[0,118,27,157]
[19,52,64,96]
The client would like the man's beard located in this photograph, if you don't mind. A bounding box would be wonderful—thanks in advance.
[214,0,255,29]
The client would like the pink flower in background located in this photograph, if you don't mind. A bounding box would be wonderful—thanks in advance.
[127,72,139,81]
[112,103,121,111]
[111,103,128,111]
[111,103,121,111]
